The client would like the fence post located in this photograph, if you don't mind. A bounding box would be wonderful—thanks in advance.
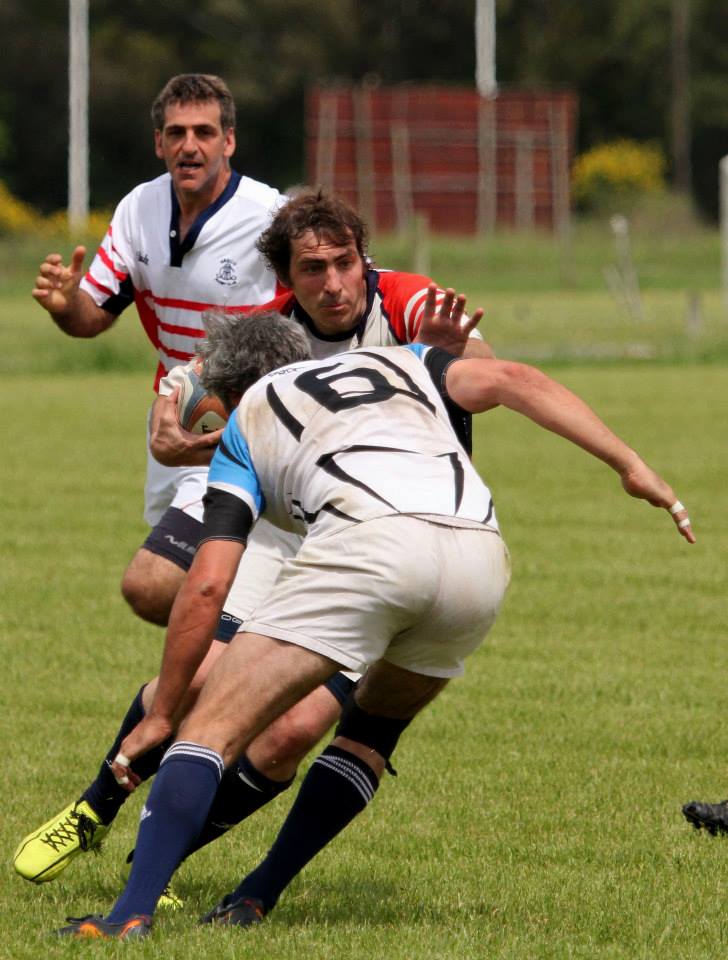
[477,97,497,234]
[391,89,413,234]
[411,212,431,277]
[721,156,728,313]
[315,91,338,192]
[605,214,644,323]
[353,86,376,231]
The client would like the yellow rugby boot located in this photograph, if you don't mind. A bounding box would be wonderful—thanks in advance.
[13,800,109,883]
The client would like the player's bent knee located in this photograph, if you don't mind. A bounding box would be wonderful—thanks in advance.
[120,574,174,625]
[258,705,337,768]
[120,550,186,626]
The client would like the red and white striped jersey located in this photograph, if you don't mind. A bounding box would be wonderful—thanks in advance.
[262,269,484,359]
[80,171,283,390]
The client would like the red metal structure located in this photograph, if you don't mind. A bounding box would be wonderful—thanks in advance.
[306,85,578,234]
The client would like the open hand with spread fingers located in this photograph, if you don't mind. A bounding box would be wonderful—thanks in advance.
[414,283,484,356]
[32,246,87,316]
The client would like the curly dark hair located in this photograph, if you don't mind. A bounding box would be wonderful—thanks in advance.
[257,189,368,286]
[151,74,235,132]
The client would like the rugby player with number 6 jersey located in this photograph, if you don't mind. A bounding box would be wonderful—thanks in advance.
[15,191,491,896]
[54,307,693,940]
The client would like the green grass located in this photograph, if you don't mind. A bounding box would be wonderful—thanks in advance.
[373,217,722,295]
[0,360,724,958]
[4,203,727,372]
[4,285,727,376]
[0,212,725,955]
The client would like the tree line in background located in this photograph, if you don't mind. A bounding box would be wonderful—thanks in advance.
[1,0,726,221]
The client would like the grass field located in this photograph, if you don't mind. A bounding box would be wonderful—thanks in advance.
[1,223,726,957]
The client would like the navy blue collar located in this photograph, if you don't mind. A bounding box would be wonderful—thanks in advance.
[169,169,241,267]
[292,269,378,343]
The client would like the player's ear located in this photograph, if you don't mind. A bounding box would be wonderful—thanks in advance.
[154,130,164,159]
[223,128,236,158]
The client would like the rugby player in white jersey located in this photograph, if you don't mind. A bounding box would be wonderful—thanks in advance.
[21,74,281,888]
[32,73,283,629]
[54,309,693,940]
[15,192,491,890]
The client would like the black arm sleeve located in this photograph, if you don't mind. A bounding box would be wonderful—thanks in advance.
[422,348,473,455]
[199,487,255,547]
[98,276,135,316]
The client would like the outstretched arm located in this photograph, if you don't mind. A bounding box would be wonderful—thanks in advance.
[32,245,116,337]
[445,357,695,543]
[111,538,245,788]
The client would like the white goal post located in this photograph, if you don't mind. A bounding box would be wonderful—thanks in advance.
[721,155,728,312]
[68,0,89,229]
[475,0,496,98]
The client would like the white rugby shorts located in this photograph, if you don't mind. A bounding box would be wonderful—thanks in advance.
[224,517,304,622]
[223,518,361,683]
[244,515,510,679]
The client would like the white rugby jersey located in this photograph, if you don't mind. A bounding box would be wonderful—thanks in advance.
[80,171,282,390]
[204,345,497,545]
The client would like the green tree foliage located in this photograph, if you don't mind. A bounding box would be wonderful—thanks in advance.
[0,0,726,217]
[0,0,70,211]
[343,0,476,83]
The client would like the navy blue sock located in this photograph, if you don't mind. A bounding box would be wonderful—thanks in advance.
[81,686,171,825]
[188,755,294,856]
[232,745,379,913]
[106,742,223,923]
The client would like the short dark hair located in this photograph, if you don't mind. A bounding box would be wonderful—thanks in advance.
[151,74,235,132]
[199,310,312,412]
[257,190,369,286]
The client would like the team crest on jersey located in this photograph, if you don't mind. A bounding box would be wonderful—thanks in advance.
[215,258,238,285]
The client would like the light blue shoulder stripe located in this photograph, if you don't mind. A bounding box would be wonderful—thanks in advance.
[208,416,264,514]
[404,342,428,360]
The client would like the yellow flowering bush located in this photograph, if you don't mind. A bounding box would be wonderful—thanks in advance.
[572,139,666,212]
[0,180,111,238]
[43,208,112,239]
[0,180,41,234]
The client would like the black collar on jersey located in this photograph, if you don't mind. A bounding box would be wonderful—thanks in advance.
[291,268,380,343]
[168,169,242,267]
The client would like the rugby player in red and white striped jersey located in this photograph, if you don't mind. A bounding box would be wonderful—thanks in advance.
[31,74,283,630]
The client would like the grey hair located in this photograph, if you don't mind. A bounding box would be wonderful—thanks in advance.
[198,310,312,412]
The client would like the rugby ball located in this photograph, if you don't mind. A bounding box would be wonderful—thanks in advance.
[176,359,228,434]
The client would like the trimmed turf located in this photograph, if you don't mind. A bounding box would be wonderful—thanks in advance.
[0,360,723,958]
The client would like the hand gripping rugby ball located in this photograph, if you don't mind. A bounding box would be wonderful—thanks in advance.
[176,359,228,434]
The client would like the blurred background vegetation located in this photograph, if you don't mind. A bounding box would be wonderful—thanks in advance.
[3,200,725,374]
[1,1,726,371]
[1,0,727,219]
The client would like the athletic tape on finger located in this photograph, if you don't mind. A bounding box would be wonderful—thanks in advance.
[678,517,691,529]
[669,501,685,515]
[115,774,130,786]
[114,752,131,768]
